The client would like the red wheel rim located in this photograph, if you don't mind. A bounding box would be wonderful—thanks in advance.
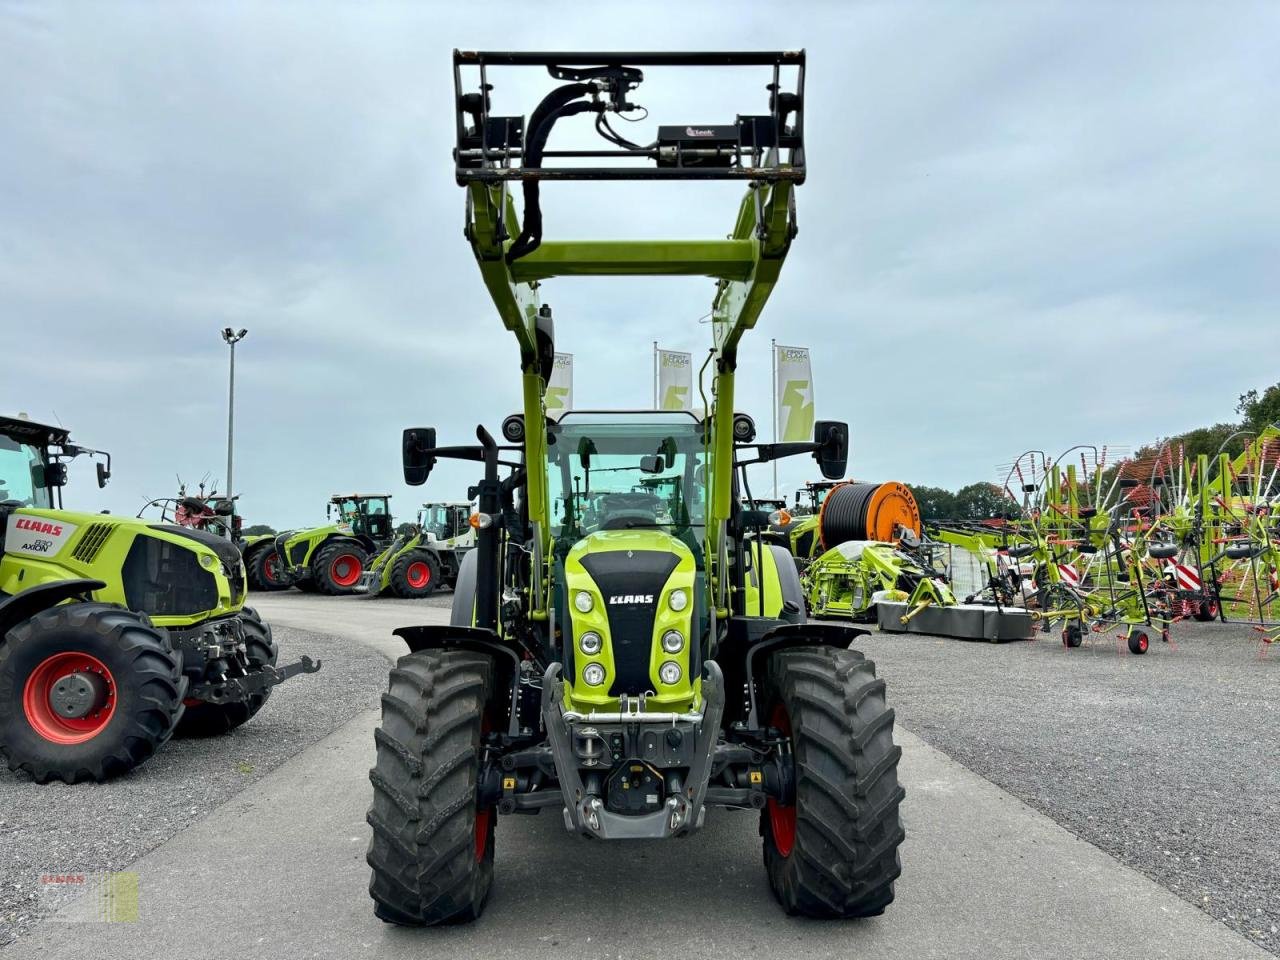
[22,652,117,744]
[330,554,362,587]
[766,701,797,858]
[1138,635,1149,652]
[406,561,431,589]
[262,552,280,583]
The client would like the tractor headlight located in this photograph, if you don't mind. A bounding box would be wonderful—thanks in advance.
[199,553,216,569]
[582,663,606,686]
[659,661,683,685]
[579,631,603,655]
[668,589,688,612]
[661,630,684,653]
[574,590,594,613]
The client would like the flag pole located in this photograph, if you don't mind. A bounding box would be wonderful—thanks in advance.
[653,341,658,409]
[771,338,778,498]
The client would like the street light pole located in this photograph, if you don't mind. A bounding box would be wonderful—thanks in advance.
[221,328,248,521]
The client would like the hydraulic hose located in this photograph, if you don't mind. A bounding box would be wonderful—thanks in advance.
[506,82,597,264]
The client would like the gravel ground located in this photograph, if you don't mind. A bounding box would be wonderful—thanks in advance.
[851,620,1280,955]
[0,624,390,948]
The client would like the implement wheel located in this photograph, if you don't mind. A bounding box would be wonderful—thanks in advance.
[0,603,184,784]
[761,646,905,918]
[313,542,369,596]
[1127,630,1150,655]
[367,650,495,925]
[1062,622,1083,648]
[176,607,279,738]
[390,551,441,599]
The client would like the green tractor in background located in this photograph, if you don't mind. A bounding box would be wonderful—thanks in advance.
[260,494,395,595]
[366,51,903,926]
[357,501,474,598]
[0,414,320,783]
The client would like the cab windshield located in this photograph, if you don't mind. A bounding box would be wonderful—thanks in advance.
[420,504,467,540]
[0,436,54,509]
[548,413,707,547]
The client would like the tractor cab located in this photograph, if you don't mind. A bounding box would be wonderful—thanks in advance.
[793,480,841,515]
[419,502,472,543]
[0,414,111,514]
[328,494,393,542]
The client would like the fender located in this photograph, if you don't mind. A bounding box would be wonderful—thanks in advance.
[391,625,523,735]
[746,622,870,728]
[0,579,108,641]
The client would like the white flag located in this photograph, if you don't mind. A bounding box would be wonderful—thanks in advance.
[775,344,814,442]
[656,349,693,411]
[546,353,573,411]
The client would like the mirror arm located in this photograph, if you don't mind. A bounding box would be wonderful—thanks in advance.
[735,440,819,467]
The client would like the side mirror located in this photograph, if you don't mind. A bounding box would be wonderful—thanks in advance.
[577,437,597,471]
[639,454,665,474]
[403,427,438,486]
[813,420,849,480]
[536,305,556,387]
[95,461,110,488]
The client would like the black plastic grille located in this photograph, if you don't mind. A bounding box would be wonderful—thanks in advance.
[579,550,680,696]
[122,534,219,617]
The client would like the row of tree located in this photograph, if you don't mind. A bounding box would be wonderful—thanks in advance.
[909,381,1280,522]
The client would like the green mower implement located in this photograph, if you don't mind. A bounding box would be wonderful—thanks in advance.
[366,50,904,926]
[356,501,474,598]
[264,494,395,595]
[0,414,320,783]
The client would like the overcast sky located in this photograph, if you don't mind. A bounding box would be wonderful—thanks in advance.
[2,1,1277,528]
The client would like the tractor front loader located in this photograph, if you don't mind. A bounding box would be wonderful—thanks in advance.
[0,414,320,783]
[357,501,474,598]
[366,51,904,925]
[264,494,395,595]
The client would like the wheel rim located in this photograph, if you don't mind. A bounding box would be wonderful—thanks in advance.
[263,553,280,583]
[766,701,797,858]
[406,561,431,589]
[330,554,362,587]
[22,652,117,744]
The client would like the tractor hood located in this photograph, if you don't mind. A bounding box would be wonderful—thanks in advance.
[562,529,699,712]
[0,507,245,624]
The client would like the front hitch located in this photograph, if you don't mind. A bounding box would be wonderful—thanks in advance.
[188,656,322,704]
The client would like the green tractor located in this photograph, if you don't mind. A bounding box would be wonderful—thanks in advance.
[258,494,395,595]
[356,501,474,598]
[366,51,904,925]
[0,414,320,783]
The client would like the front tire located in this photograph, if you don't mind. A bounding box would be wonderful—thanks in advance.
[313,542,369,596]
[0,603,185,784]
[175,607,279,737]
[761,646,905,918]
[248,548,289,592]
[366,650,494,925]
[390,551,441,599]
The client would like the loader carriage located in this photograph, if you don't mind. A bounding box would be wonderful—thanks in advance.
[0,415,319,783]
[356,501,475,598]
[366,51,905,926]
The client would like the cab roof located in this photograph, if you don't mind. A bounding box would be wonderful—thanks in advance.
[329,493,392,501]
[0,414,71,447]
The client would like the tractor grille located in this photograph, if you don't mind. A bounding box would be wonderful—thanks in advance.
[71,522,115,563]
[289,541,309,566]
[580,550,680,697]
[122,534,219,616]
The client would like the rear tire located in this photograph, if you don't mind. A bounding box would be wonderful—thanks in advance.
[366,650,494,925]
[0,603,185,784]
[313,541,369,596]
[760,646,905,918]
[390,551,441,599]
[175,608,279,737]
